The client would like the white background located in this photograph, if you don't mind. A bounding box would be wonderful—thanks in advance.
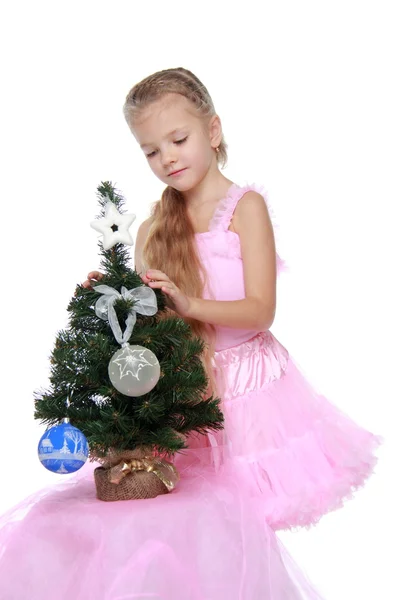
[0,1,398,598]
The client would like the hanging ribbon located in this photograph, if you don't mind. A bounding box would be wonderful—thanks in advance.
[94,285,158,345]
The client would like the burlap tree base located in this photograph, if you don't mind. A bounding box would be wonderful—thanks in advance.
[93,448,179,501]
[94,466,169,501]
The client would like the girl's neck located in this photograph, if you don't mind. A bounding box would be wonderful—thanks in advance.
[183,174,235,235]
[183,173,234,209]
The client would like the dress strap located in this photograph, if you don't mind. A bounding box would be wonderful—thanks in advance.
[208,182,287,272]
[208,184,243,231]
[208,183,268,232]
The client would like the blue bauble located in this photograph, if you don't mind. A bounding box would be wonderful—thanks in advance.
[38,423,89,474]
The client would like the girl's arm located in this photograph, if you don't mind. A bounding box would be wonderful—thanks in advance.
[134,218,152,273]
[187,191,277,331]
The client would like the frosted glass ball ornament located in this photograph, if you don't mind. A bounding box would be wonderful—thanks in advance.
[108,344,161,397]
[38,423,89,474]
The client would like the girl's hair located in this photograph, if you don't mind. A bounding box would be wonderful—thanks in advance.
[122,68,228,391]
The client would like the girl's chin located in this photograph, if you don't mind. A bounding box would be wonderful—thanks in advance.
[165,175,197,192]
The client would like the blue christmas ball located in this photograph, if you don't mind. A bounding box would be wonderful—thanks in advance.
[38,422,89,474]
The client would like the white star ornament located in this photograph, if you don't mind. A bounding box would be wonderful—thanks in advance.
[90,202,136,250]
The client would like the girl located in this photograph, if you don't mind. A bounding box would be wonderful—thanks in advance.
[89,66,380,531]
[0,67,380,600]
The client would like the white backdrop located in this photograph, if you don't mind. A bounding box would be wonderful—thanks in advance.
[0,1,398,598]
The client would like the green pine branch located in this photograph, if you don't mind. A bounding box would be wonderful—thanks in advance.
[34,181,224,458]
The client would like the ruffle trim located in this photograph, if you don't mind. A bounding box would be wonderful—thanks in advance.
[209,182,287,271]
[232,426,383,532]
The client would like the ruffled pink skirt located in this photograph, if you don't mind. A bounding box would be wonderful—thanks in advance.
[209,330,382,530]
[0,330,380,598]
[0,454,323,599]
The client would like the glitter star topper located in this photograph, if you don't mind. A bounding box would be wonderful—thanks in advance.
[90,201,136,250]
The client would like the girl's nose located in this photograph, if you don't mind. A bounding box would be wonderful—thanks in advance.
[160,149,177,167]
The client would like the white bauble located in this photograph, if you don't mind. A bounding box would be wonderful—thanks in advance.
[108,344,160,397]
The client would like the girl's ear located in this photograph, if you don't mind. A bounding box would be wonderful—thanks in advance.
[209,114,222,149]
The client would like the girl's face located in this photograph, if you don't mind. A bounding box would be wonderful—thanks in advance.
[131,93,218,192]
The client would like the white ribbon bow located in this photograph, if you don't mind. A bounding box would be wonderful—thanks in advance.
[94,285,158,345]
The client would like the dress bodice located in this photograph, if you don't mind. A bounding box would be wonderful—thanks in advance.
[195,183,285,351]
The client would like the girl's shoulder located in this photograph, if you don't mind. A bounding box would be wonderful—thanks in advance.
[211,182,273,232]
[222,182,287,273]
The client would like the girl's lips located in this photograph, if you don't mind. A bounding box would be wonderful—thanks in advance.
[169,168,187,177]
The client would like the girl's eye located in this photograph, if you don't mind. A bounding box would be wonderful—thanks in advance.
[145,137,187,158]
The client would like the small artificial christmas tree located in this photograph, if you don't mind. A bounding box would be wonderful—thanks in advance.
[34,181,224,501]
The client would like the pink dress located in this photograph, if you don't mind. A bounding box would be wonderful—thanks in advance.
[195,182,381,530]
[0,182,379,599]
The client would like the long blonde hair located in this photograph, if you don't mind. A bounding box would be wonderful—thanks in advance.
[123,68,228,387]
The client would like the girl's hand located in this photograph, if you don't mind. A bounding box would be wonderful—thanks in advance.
[82,271,104,289]
[141,269,192,318]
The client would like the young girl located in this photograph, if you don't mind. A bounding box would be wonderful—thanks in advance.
[0,67,380,600]
[104,66,380,531]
